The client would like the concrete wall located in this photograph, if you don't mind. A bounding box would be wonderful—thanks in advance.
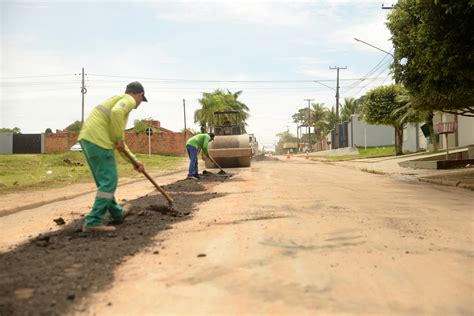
[457,115,474,147]
[436,113,474,149]
[0,133,13,154]
[402,123,427,153]
[349,115,394,147]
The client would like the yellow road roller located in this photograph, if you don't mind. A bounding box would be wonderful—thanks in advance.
[205,111,253,168]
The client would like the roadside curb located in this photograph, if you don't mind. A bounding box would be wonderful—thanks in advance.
[417,177,474,191]
[0,167,187,218]
[298,156,474,192]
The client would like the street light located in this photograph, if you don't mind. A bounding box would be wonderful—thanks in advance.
[354,37,421,152]
[354,38,394,58]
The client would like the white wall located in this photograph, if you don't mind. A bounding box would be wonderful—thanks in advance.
[0,133,13,154]
[437,113,474,149]
[349,115,394,147]
[457,115,474,147]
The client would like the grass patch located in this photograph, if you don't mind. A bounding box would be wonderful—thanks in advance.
[317,146,395,162]
[0,152,183,194]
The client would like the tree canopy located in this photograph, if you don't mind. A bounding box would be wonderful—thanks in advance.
[0,127,21,134]
[64,121,82,133]
[361,84,418,155]
[387,0,474,116]
[341,98,360,122]
[133,118,160,134]
[194,89,250,131]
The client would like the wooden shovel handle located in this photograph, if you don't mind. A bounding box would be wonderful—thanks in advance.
[209,156,225,173]
[122,150,174,206]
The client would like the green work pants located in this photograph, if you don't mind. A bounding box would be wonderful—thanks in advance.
[80,140,123,226]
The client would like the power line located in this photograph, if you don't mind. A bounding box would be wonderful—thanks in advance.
[0,74,75,79]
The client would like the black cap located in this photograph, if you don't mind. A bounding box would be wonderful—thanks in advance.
[125,81,148,102]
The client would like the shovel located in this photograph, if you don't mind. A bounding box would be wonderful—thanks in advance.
[122,150,174,208]
[208,156,227,175]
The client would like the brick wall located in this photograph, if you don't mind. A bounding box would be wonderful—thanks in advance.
[44,131,194,156]
[44,132,78,153]
[125,131,193,155]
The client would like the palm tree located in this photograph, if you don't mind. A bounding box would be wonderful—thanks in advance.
[341,97,359,122]
[194,89,250,131]
[311,103,330,142]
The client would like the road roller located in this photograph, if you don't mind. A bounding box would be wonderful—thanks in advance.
[204,111,253,168]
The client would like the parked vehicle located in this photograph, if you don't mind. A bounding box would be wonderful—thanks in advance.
[70,143,82,151]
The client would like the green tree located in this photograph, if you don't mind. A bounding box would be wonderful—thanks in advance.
[44,128,53,133]
[326,106,337,130]
[360,84,416,155]
[0,127,21,134]
[64,121,82,133]
[311,103,331,146]
[194,89,250,131]
[387,0,474,116]
[133,118,160,134]
[341,98,360,122]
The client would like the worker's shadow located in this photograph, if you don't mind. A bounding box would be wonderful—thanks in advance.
[0,177,230,315]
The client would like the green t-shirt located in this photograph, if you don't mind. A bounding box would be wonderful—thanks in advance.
[186,133,211,156]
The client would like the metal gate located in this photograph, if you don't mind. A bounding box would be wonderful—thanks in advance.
[12,134,42,154]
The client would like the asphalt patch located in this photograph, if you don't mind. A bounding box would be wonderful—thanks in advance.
[0,176,231,315]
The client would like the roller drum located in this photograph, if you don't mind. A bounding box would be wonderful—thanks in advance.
[206,134,252,168]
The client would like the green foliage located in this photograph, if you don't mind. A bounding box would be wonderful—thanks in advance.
[341,98,360,122]
[45,128,53,133]
[292,102,333,144]
[387,0,474,116]
[133,118,160,134]
[360,84,411,127]
[361,84,418,155]
[65,121,82,133]
[194,89,250,130]
[0,127,21,134]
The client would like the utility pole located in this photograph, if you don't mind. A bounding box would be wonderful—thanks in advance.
[76,67,88,124]
[304,98,314,151]
[329,66,347,149]
[81,68,87,124]
[183,98,187,145]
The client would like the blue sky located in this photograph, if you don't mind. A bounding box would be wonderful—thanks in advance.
[1,0,394,147]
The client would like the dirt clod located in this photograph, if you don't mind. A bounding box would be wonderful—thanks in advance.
[53,217,66,225]
[197,253,207,258]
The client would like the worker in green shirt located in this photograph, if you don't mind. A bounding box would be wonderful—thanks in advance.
[186,133,215,179]
[78,81,148,232]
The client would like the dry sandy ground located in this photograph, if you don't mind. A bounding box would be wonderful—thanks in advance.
[0,158,473,315]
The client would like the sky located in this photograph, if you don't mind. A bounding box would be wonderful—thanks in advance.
[0,0,395,148]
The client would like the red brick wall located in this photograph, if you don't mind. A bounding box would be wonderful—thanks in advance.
[125,131,193,156]
[44,131,194,155]
[45,132,78,153]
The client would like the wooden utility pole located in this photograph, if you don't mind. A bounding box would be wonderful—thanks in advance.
[183,98,187,146]
[304,98,314,151]
[329,66,346,149]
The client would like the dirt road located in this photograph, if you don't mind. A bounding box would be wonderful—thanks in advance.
[1,158,473,315]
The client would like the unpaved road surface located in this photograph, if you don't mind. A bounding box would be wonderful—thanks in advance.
[0,158,473,315]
